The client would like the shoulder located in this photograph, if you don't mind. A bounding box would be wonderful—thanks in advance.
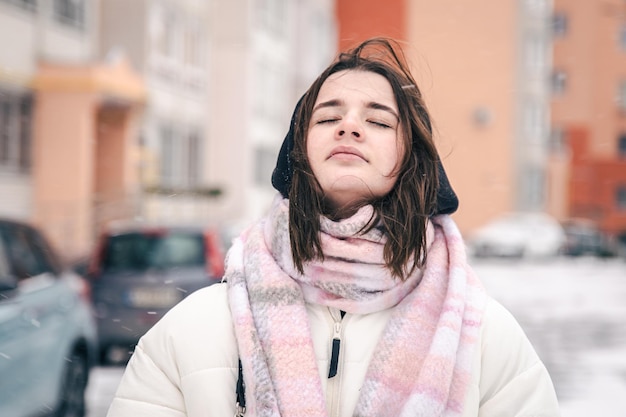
[108,283,238,416]
[479,297,541,378]
[481,298,531,348]
[138,282,237,374]
[160,281,231,327]
[476,297,560,415]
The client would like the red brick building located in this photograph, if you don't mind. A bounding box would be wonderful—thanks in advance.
[566,127,626,235]
[336,0,406,50]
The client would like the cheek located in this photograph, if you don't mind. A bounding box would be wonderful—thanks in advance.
[381,137,404,175]
[306,133,323,169]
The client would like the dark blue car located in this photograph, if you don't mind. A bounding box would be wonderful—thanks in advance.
[84,222,225,365]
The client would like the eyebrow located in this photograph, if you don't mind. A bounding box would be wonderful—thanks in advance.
[313,99,399,120]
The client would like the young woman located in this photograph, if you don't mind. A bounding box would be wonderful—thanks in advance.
[107,38,560,417]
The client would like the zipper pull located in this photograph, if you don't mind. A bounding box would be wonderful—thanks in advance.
[328,321,341,378]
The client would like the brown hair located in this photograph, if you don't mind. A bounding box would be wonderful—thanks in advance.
[288,38,440,279]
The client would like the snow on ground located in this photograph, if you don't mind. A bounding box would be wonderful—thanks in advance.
[86,367,124,417]
[474,256,626,319]
[473,256,626,417]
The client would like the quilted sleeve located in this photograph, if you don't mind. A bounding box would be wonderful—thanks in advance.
[106,283,239,417]
[478,299,561,417]
[106,341,186,417]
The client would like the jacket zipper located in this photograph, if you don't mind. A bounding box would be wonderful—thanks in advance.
[328,320,341,378]
[327,308,344,417]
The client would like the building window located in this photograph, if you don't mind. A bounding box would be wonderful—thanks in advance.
[0,92,32,173]
[617,80,626,111]
[256,0,286,37]
[159,125,203,190]
[523,100,546,143]
[617,186,626,211]
[552,12,568,37]
[619,134,626,157]
[523,166,546,210]
[187,132,202,188]
[183,24,205,68]
[0,0,37,12]
[53,0,85,30]
[525,0,547,12]
[254,59,286,122]
[160,126,175,188]
[472,106,493,127]
[551,70,567,96]
[18,97,32,169]
[254,146,276,187]
[619,24,626,51]
[524,36,548,72]
[160,16,177,58]
[549,126,566,155]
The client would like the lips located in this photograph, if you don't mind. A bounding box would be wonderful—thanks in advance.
[328,146,367,161]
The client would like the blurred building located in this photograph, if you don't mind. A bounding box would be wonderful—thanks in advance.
[207,0,337,230]
[336,0,554,235]
[549,0,626,238]
[0,0,145,258]
[0,0,337,258]
[100,0,214,226]
[99,0,336,234]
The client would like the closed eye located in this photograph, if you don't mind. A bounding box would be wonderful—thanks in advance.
[368,120,392,128]
[317,118,340,124]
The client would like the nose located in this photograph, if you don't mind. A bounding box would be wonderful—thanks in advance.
[336,113,362,140]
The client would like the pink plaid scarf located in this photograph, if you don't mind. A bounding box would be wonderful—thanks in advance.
[226,196,487,417]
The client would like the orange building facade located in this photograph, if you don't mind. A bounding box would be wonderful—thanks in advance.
[336,0,626,240]
[551,0,626,238]
[335,0,533,236]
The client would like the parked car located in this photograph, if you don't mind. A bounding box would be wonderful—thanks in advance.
[0,218,97,417]
[561,218,618,257]
[618,232,626,259]
[84,222,225,364]
[467,212,566,259]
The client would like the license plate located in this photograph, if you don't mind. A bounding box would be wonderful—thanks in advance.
[127,288,181,308]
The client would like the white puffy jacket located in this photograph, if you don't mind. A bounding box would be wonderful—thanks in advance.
[106,283,561,417]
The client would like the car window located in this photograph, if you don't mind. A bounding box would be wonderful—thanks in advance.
[0,230,10,278]
[151,234,205,268]
[101,232,205,272]
[24,226,61,274]
[0,224,54,280]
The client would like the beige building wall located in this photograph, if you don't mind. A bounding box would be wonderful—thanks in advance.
[99,0,214,227]
[406,1,518,235]
[206,0,251,225]
[208,0,337,230]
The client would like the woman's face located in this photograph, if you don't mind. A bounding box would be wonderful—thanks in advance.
[307,70,404,215]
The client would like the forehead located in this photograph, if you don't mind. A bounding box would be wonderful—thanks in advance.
[316,70,397,107]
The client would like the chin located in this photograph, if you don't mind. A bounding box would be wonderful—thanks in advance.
[325,176,392,201]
